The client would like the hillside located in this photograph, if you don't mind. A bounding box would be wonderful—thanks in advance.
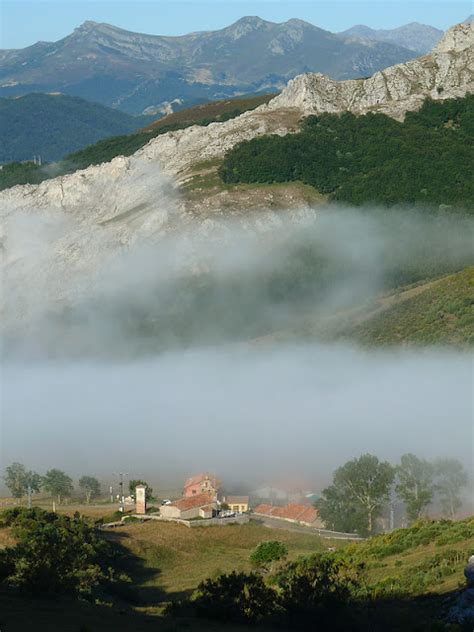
[1,511,473,630]
[0,93,276,190]
[0,93,152,163]
[0,17,418,114]
[342,267,474,346]
[141,93,277,132]
[219,94,474,208]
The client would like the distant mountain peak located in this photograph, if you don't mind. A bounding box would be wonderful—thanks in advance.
[75,20,102,31]
[339,21,443,54]
[223,16,273,40]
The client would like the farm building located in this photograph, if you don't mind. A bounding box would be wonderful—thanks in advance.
[183,473,219,499]
[160,493,217,520]
[224,496,249,513]
[253,503,323,528]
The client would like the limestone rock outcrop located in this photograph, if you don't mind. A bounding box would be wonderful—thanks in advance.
[266,22,473,120]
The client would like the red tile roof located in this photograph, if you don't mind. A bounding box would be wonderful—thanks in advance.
[254,503,273,515]
[170,493,213,511]
[184,473,219,489]
[253,502,318,525]
[226,496,249,504]
[298,507,318,524]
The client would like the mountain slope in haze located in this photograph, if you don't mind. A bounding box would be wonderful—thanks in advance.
[0,93,152,163]
[0,23,472,346]
[340,22,443,54]
[344,267,474,347]
[0,17,418,114]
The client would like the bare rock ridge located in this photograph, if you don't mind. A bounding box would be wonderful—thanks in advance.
[267,21,473,119]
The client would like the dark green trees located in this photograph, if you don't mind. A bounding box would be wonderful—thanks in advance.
[317,454,394,536]
[220,94,474,209]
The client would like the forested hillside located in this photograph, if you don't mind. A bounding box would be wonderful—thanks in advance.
[0,93,273,191]
[0,93,152,163]
[220,95,474,209]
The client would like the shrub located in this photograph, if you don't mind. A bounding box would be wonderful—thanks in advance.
[191,571,277,623]
[250,540,288,571]
[0,507,111,597]
[275,553,362,625]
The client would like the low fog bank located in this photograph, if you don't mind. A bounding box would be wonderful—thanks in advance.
[1,190,473,500]
[3,205,474,359]
[1,344,472,499]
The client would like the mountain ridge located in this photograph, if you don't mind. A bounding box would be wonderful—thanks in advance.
[0,16,422,114]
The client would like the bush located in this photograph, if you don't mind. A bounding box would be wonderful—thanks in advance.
[0,507,111,597]
[250,540,288,571]
[191,571,278,623]
[275,553,362,626]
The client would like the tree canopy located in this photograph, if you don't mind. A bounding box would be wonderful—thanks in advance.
[219,95,474,209]
[395,453,434,523]
[42,469,74,504]
[317,454,395,536]
[78,476,101,504]
[434,458,468,519]
[4,463,41,500]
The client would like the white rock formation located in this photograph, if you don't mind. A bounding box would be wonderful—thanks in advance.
[267,21,473,120]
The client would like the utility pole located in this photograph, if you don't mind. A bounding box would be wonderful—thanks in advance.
[27,484,32,509]
[113,472,128,512]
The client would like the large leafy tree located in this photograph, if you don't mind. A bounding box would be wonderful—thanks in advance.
[434,458,468,519]
[42,469,74,505]
[395,453,434,523]
[4,463,41,501]
[318,454,394,536]
[316,484,367,535]
[78,476,101,504]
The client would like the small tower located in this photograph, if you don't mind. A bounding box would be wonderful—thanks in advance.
[135,484,147,515]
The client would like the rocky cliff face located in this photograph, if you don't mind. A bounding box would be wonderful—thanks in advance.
[267,22,473,120]
[1,23,472,329]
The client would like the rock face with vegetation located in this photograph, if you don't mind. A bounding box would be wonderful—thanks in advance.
[267,22,473,120]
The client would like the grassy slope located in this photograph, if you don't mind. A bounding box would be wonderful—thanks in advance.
[344,266,474,346]
[1,512,473,630]
[109,520,328,601]
[141,93,277,132]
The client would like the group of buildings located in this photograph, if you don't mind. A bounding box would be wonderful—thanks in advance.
[158,473,250,520]
[136,472,322,527]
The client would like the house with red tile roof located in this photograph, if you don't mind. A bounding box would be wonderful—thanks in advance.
[253,502,323,528]
[183,473,219,499]
[160,492,217,520]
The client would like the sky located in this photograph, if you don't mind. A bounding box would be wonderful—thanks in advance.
[0,0,470,49]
